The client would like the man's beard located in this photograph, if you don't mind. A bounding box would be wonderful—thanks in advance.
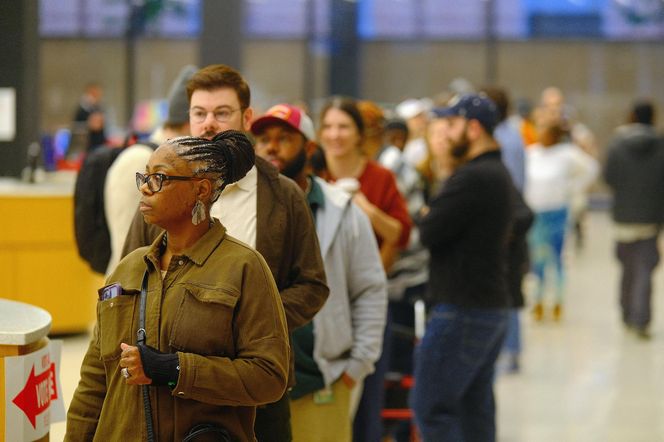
[282,147,307,180]
[448,125,470,160]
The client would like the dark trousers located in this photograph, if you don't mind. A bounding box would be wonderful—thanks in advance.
[616,237,660,329]
[254,393,292,442]
[410,304,508,442]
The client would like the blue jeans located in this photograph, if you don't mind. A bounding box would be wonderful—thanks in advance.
[410,304,508,442]
[502,309,521,355]
[529,208,569,303]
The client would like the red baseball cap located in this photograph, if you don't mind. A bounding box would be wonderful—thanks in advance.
[251,104,316,141]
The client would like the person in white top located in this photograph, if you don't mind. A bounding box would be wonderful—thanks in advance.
[525,122,598,321]
[104,65,198,275]
[395,98,432,167]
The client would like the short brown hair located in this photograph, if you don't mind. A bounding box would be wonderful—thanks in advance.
[186,64,251,110]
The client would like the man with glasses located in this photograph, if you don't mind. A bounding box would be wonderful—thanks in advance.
[122,64,329,442]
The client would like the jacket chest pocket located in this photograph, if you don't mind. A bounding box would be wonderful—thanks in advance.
[98,296,138,362]
[169,284,239,357]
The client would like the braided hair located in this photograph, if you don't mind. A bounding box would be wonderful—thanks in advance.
[166,130,255,202]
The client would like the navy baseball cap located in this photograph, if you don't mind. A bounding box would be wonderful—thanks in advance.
[431,94,499,135]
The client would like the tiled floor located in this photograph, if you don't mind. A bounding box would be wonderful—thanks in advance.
[49,211,664,441]
[496,211,664,442]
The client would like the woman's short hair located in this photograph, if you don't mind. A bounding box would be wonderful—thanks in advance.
[166,131,255,202]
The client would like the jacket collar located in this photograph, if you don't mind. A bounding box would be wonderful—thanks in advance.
[468,149,502,164]
[312,177,351,257]
[306,175,326,217]
[615,123,656,138]
[144,219,227,269]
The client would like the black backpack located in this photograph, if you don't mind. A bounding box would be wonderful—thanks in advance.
[73,146,125,274]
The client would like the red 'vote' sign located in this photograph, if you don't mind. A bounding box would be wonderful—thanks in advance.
[11,363,59,428]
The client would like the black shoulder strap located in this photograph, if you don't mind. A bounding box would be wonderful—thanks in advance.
[138,271,148,345]
[138,270,154,442]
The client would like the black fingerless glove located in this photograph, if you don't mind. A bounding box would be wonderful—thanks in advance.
[137,344,180,388]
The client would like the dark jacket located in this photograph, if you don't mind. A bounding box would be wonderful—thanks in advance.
[604,124,664,224]
[418,150,513,309]
[74,145,124,273]
[122,156,329,384]
[506,187,533,308]
[66,221,290,441]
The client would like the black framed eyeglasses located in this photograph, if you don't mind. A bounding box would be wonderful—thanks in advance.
[135,172,204,193]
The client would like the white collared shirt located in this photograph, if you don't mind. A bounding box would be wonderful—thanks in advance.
[210,165,257,248]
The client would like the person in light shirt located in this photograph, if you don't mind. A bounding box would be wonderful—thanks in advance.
[525,121,598,321]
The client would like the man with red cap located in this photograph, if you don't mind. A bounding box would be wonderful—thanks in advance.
[252,104,388,442]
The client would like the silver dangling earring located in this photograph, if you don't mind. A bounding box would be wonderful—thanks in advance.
[191,199,206,226]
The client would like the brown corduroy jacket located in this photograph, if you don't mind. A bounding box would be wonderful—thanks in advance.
[65,220,290,441]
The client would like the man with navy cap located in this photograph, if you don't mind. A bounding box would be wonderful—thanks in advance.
[411,94,513,442]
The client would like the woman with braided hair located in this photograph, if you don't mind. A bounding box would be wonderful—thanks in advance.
[66,131,290,442]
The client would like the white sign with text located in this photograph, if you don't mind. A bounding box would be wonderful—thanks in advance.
[4,340,65,441]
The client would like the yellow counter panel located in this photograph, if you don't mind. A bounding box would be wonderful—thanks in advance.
[0,178,99,334]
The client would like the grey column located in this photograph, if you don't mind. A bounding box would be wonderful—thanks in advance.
[484,0,498,84]
[329,0,359,97]
[0,0,40,177]
[200,0,243,69]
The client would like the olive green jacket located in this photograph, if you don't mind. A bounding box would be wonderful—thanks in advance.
[121,157,329,385]
[65,220,290,441]
[121,157,328,332]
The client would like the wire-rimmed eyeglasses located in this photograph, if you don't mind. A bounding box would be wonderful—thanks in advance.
[188,107,242,123]
[135,172,204,193]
